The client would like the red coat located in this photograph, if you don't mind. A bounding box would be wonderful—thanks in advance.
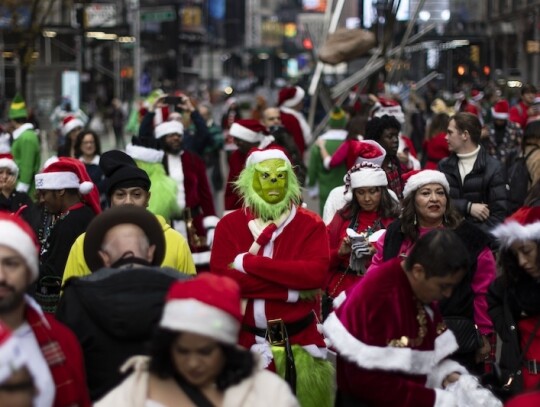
[210,206,329,350]
[280,110,307,155]
[423,132,450,169]
[323,257,466,406]
[506,391,540,407]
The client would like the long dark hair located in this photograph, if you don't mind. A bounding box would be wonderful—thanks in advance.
[499,242,540,286]
[338,187,400,220]
[74,130,102,158]
[400,187,462,242]
[148,328,255,391]
[426,113,450,140]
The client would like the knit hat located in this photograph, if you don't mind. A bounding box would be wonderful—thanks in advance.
[160,273,242,345]
[229,119,268,143]
[83,205,165,271]
[155,120,184,139]
[0,321,27,384]
[402,169,450,198]
[62,115,84,136]
[246,147,291,167]
[351,140,386,167]
[278,86,305,108]
[491,99,509,120]
[491,206,540,248]
[99,150,151,197]
[0,153,18,176]
[346,162,388,191]
[328,107,347,129]
[8,93,27,120]
[35,157,101,215]
[0,212,39,282]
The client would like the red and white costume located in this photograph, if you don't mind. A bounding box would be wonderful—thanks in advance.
[278,86,312,155]
[323,257,467,406]
[210,205,329,363]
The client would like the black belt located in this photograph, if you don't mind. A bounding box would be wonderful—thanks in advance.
[242,312,315,341]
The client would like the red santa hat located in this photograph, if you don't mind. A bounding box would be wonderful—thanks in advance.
[491,206,540,248]
[402,169,450,198]
[245,147,291,167]
[35,157,101,214]
[154,120,184,139]
[351,140,386,167]
[160,274,242,345]
[0,212,39,281]
[463,102,480,117]
[62,115,84,136]
[0,321,27,384]
[229,119,268,143]
[471,89,484,102]
[346,162,388,191]
[0,153,18,176]
[370,97,405,125]
[278,86,305,108]
[491,99,509,120]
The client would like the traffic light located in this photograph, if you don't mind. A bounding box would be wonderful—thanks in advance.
[483,66,491,76]
[302,38,313,50]
[457,65,466,76]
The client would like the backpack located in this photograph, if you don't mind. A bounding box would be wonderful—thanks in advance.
[507,146,539,214]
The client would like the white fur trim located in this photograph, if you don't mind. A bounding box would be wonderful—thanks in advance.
[491,220,540,248]
[280,106,312,145]
[258,135,275,149]
[192,250,211,266]
[167,154,185,211]
[403,170,450,198]
[323,156,332,170]
[35,171,81,191]
[126,143,164,163]
[287,290,299,303]
[322,311,459,374]
[471,92,484,102]
[426,359,468,389]
[12,123,34,141]
[160,299,240,345]
[354,140,387,167]
[155,121,184,139]
[319,129,347,141]
[0,221,38,281]
[62,117,84,136]
[282,86,305,108]
[0,335,26,383]
[233,253,247,273]
[0,158,18,175]
[491,108,508,120]
[229,122,264,143]
[350,167,388,189]
[15,181,29,193]
[333,291,347,309]
[246,149,291,166]
[203,215,220,229]
[78,181,94,195]
[206,228,215,248]
[434,389,457,407]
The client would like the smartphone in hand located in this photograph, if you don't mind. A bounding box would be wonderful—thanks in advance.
[163,96,184,105]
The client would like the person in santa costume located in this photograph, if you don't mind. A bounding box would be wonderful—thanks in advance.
[224,119,275,212]
[488,206,540,399]
[278,86,312,155]
[324,228,503,407]
[210,147,334,407]
[0,212,91,407]
[34,157,100,313]
[95,273,298,407]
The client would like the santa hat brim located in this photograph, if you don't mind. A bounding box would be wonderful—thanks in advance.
[246,149,291,166]
[63,118,84,136]
[0,158,18,175]
[350,169,388,189]
[403,170,450,198]
[491,108,509,120]
[282,87,305,108]
[0,220,38,281]
[229,122,263,143]
[491,221,540,248]
[35,172,94,194]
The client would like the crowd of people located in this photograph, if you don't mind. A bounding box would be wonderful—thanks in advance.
[0,80,540,407]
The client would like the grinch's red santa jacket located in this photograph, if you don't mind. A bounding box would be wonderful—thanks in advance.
[323,257,467,406]
[210,205,329,360]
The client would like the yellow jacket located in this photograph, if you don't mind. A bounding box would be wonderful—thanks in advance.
[62,215,196,286]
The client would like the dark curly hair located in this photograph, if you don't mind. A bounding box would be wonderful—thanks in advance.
[364,115,401,142]
[400,187,462,242]
[148,328,255,391]
[338,187,400,220]
[74,130,102,158]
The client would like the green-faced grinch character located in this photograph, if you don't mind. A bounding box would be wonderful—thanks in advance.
[210,148,334,407]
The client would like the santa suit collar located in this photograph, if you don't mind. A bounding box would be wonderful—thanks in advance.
[280,106,313,145]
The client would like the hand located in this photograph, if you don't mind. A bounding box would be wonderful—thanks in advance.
[338,236,351,257]
[1,174,16,197]
[315,138,326,149]
[178,96,195,113]
[442,372,461,389]
[475,335,492,364]
[469,203,490,221]
[396,150,410,165]
[151,95,168,112]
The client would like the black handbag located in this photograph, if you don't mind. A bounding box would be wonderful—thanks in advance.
[443,316,483,354]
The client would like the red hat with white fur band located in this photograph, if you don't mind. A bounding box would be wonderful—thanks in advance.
[0,153,18,176]
[402,169,450,198]
[278,86,305,108]
[159,274,242,345]
[491,206,540,248]
[230,120,268,144]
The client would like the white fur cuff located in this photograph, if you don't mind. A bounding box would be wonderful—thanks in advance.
[233,253,247,273]
[203,215,220,229]
[16,181,29,193]
[287,290,299,303]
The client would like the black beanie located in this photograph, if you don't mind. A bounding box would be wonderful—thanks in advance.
[99,150,151,197]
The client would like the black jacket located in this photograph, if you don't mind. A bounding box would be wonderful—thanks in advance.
[56,266,188,401]
[438,146,507,233]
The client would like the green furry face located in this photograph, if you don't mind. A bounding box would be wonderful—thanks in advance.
[252,159,288,204]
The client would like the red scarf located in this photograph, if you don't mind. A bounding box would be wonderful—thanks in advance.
[25,303,89,407]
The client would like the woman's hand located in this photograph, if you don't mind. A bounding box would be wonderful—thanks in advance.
[475,335,492,364]
[469,203,490,221]
[338,236,351,257]
[1,174,16,197]
[442,372,461,389]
